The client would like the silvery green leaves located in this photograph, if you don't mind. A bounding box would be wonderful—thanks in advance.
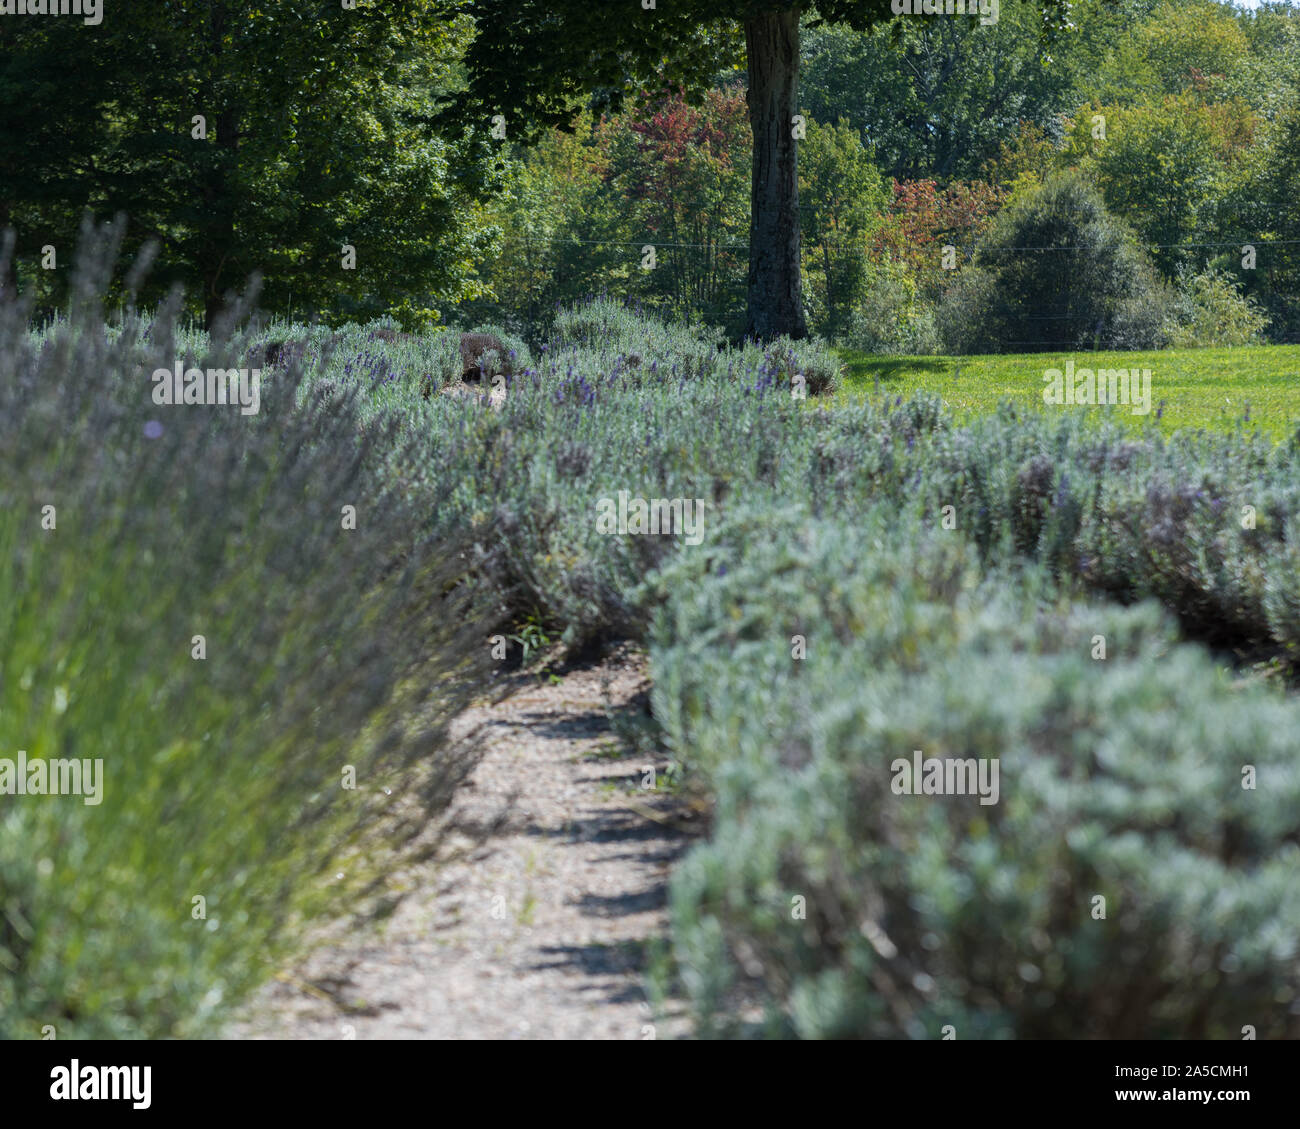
[0,228,495,1037]
[647,507,1300,1038]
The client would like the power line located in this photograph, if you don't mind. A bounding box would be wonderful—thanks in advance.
[512,233,1300,252]
[956,239,1300,252]
[547,237,750,249]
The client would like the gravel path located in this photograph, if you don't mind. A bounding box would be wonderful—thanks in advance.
[229,647,694,1040]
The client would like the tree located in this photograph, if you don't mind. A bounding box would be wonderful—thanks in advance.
[458,109,621,331]
[612,89,752,329]
[1234,2,1300,119]
[937,172,1171,353]
[874,175,1004,304]
[800,2,1080,183]
[0,1,497,326]
[1083,0,1252,108]
[1227,103,1300,340]
[798,117,888,338]
[462,91,751,334]
[441,1,1072,341]
[1065,94,1240,277]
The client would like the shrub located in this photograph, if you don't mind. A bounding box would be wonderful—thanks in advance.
[1102,281,1175,350]
[388,314,1300,661]
[845,258,942,356]
[0,230,493,1037]
[1166,268,1271,348]
[242,319,469,402]
[553,295,677,350]
[8,237,1298,1045]
[934,265,993,355]
[938,173,1174,354]
[464,322,534,378]
[906,409,1300,657]
[736,336,844,397]
[647,508,1300,1038]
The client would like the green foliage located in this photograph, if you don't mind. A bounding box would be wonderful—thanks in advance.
[459,90,754,337]
[1225,103,1300,340]
[647,509,1300,1037]
[799,118,891,340]
[978,122,1068,204]
[609,89,752,333]
[508,614,554,667]
[937,173,1174,353]
[1085,0,1253,106]
[450,1,1298,349]
[800,3,1081,181]
[0,230,493,1037]
[469,94,907,344]
[445,0,1076,341]
[1234,2,1300,118]
[1167,268,1272,348]
[457,109,622,334]
[838,343,1300,437]
[845,256,943,355]
[0,2,498,326]
[1067,94,1239,277]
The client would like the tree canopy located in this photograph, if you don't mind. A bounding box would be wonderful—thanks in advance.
[0,0,498,325]
[440,0,1070,339]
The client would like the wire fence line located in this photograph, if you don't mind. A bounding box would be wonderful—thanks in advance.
[513,233,1300,253]
[485,222,1300,347]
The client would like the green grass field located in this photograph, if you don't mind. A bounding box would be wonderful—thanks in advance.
[838,345,1300,439]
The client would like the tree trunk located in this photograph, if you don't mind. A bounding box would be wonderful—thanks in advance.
[0,204,15,304]
[744,5,807,342]
[201,113,238,331]
[200,2,237,330]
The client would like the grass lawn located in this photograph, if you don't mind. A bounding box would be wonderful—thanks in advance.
[837,345,1300,439]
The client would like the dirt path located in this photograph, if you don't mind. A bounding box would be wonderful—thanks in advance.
[229,648,694,1040]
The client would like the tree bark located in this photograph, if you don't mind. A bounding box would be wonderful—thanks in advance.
[744,5,807,342]
[0,203,15,303]
[200,1,238,330]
